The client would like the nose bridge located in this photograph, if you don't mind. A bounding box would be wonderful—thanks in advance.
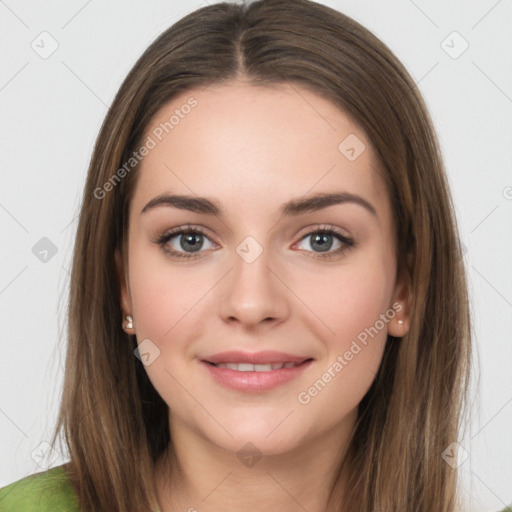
[219,234,289,326]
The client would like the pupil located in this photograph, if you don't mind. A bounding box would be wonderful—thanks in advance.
[181,233,202,252]
[312,233,332,252]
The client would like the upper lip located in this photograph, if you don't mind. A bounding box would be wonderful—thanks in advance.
[202,350,313,365]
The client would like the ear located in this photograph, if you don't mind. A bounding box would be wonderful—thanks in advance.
[114,247,134,333]
[387,254,413,338]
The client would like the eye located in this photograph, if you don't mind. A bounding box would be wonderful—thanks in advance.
[293,224,356,260]
[154,223,356,261]
[155,225,217,260]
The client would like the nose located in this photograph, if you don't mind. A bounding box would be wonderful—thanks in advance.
[219,243,290,330]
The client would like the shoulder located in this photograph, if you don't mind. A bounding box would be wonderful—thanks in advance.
[0,464,80,512]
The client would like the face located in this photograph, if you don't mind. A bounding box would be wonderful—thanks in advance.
[116,81,410,457]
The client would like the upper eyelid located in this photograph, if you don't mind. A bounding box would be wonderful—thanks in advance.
[296,223,350,237]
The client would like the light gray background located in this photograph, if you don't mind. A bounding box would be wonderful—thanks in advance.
[1,1,511,511]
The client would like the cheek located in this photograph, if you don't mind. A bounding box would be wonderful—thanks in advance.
[127,249,210,411]
[128,246,213,343]
[291,251,392,413]
[296,336,386,437]
[294,276,391,430]
[294,247,394,346]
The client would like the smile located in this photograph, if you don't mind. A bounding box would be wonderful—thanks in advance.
[200,357,314,392]
[208,361,303,371]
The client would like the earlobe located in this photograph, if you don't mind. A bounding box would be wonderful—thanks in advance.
[388,259,413,338]
[389,306,408,337]
[114,248,132,321]
[388,298,410,337]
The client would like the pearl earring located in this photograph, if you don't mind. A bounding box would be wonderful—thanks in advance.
[397,319,404,325]
[125,315,133,330]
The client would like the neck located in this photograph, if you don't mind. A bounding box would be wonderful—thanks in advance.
[154,410,356,512]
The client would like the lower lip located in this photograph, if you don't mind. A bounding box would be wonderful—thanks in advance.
[200,360,313,392]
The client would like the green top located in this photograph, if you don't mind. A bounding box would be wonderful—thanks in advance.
[0,465,79,511]
[0,464,511,511]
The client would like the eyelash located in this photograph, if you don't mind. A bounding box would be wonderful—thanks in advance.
[154,224,356,261]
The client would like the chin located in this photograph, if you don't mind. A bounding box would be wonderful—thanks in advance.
[204,415,308,459]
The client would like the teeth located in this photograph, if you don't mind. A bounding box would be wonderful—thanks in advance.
[214,362,301,371]
[254,364,272,371]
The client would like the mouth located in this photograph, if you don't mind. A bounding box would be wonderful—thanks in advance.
[203,360,312,372]
[199,351,314,392]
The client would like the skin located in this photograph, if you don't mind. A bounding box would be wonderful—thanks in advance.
[115,80,411,512]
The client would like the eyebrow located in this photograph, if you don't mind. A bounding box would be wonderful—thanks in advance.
[140,191,377,218]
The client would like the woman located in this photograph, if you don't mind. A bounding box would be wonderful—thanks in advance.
[1,0,492,510]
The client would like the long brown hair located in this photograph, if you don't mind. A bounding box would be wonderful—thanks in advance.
[50,0,472,510]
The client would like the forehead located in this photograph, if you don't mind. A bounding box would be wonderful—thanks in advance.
[130,81,390,224]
